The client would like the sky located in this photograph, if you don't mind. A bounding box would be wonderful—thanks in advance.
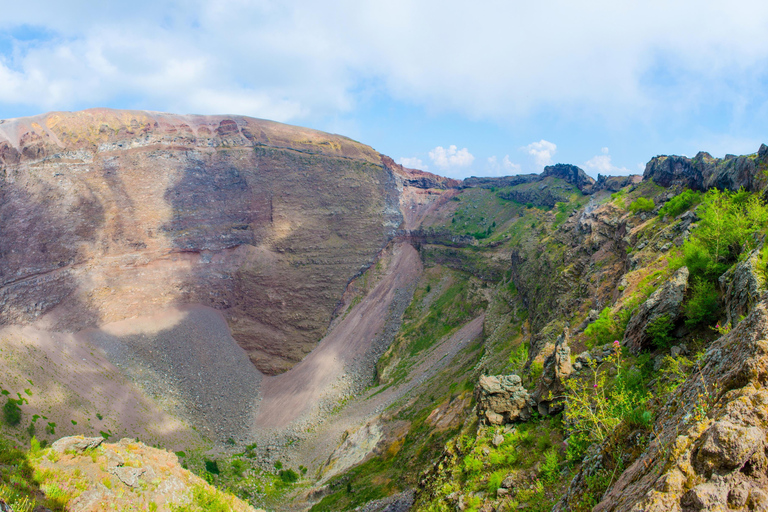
[1,1,767,179]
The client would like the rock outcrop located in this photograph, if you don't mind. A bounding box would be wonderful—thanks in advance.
[557,300,768,512]
[623,266,689,352]
[719,247,767,327]
[475,374,534,425]
[33,436,258,511]
[532,329,573,415]
[643,144,768,192]
[0,109,427,374]
[541,163,596,193]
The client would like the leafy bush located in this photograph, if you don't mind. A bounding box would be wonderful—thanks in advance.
[658,189,701,218]
[563,346,651,461]
[508,342,529,370]
[646,314,674,349]
[684,278,719,327]
[463,454,483,474]
[629,197,655,214]
[279,469,299,483]
[539,448,560,483]
[583,308,625,348]
[3,398,21,426]
[487,469,505,494]
[681,188,768,280]
[204,459,220,475]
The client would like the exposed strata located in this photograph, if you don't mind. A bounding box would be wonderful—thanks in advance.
[0,109,452,374]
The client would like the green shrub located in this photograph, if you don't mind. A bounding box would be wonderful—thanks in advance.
[508,342,529,370]
[564,347,651,461]
[684,278,719,327]
[658,189,701,218]
[487,469,505,494]
[629,197,655,214]
[204,460,220,475]
[539,448,560,483]
[463,454,483,474]
[3,398,21,426]
[583,307,625,348]
[646,314,674,349]
[681,188,768,281]
[279,469,299,483]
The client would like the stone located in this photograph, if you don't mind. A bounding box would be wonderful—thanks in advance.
[475,374,534,425]
[51,436,104,453]
[111,466,146,488]
[623,266,689,352]
[719,247,766,327]
[532,329,573,415]
[492,434,504,447]
[104,449,124,469]
[693,420,764,476]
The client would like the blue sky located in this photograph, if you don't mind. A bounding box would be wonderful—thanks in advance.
[1,1,767,179]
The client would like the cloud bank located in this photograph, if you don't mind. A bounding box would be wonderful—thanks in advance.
[0,0,767,129]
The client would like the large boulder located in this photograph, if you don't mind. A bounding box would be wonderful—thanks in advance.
[719,247,766,326]
[532,329,573,415]
[623,266,689,352]
[475,374,534,425]
[51,436,104,453]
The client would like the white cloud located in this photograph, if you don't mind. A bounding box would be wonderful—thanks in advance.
[1,1,767,128]
[429,145,474,169]
[525,140,557,168]
[487,155,521,176]
[583,148,633,176]
[398,156,427,170]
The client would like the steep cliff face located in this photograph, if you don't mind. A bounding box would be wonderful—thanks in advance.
[0,109,408,374]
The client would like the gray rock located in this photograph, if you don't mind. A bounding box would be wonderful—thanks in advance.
[475,374,534,425]
[492,434,504,447]
[51,436,104,453]
[104,449,124,469]
[643,145,768,192]
[532,329,573,415]
[719,247,766,327]
[111,466,146,488]
[624,266,689,352]
[693,421,764,476]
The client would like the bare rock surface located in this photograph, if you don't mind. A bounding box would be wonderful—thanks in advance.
[475,374,534,425]
[623,266,689,352]
[720,247,766,326]
[532,328,573,415]
[51,436,103,453]
[34,437,259,512]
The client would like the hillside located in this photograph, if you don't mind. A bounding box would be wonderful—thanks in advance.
[1,109,768,511]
